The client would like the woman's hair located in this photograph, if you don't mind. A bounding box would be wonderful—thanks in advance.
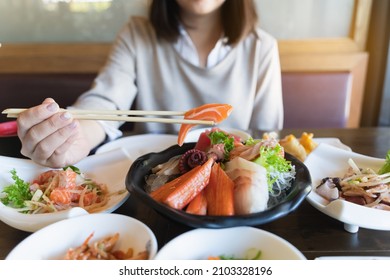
[149,0,258,45]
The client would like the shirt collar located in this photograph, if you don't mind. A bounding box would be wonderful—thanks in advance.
[174,24,231,68]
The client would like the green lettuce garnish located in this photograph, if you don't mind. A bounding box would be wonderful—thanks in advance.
[208,131,235,160]
[0,169,32,208]
[253,144,295,192]
[244,137,260,146]
[378,150,390,175]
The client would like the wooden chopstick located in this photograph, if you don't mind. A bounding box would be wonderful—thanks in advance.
[2,108,215,126]
[2,108,186,116]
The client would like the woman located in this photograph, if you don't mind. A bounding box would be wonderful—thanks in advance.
[17,0,283,168]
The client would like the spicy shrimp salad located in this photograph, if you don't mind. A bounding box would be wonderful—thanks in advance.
[0,166,108,214]
[64,232,149,260]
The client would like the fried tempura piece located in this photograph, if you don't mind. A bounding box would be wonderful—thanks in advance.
[279,134,307,162]
[299,132,318,154]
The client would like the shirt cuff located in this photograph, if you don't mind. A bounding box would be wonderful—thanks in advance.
[97,120,123,141]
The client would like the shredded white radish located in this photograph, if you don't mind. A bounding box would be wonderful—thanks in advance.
[348,158,361,175]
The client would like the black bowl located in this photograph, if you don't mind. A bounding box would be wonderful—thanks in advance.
[126,143,312,228]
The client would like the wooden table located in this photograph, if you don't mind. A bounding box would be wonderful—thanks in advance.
[1,127,390,260]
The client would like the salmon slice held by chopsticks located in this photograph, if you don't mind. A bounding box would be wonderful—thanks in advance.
[177,104,233,146]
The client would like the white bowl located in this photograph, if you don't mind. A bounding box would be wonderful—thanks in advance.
[154,226,306,260]
[0,148,131,232]
[305,143,390,233]
[6,213,158,260]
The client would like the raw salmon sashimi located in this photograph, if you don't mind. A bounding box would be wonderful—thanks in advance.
[177,104,233,146]
[33,169,77,188]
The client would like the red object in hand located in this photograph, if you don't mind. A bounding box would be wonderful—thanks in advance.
[0,121,18,137]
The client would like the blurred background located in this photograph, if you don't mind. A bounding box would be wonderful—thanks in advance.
[0,0,389,129]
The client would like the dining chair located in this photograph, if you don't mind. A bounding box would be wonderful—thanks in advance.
[282,72,357,129]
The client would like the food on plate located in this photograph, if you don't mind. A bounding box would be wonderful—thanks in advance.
[178,103,233,146]
[224,157,269,214]
[277,132,318,162]
[0,166,109,213]
[64,232,149,260]
[146,128,296,216]
[150,157,214,210]
[208,248,262,260]
[299,132,318,154]
[378,150,390,175]
[203,163,234,216]
[315,151,390,210]
[186,189,208,215]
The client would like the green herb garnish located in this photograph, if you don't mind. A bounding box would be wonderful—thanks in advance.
[0,169,32,208]
[63,165,81,174]
[208,131,235,160]
[378,150,390,175]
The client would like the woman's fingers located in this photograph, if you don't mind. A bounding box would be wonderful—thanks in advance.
[17,98,60,138]
[17,98,79,163]
[14,99,98,167]
[45,131,91,168]
[21,111,75,152]
[26,120,79,165]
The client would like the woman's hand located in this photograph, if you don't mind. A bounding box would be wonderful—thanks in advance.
[17,98,104,168]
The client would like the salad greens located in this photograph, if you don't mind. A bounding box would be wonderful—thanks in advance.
[253,144,295,194]
[208,131,235,160]
[243,137,258,146]
[378,150,390,175]
[208,132,295,194]
[0,169,32,208]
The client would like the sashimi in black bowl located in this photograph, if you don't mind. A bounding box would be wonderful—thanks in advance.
[126,129,312,228]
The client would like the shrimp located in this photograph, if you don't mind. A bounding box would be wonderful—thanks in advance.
[64,233,148,260]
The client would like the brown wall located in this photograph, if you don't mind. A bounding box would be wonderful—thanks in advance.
[0,74,94,123]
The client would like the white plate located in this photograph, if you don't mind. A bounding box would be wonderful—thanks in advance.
[304,143,389,233]
[0,148,131,232]
[313,138,351,151]
[315,256,390,260]
[6,213,158,260]
[154,227,306,260]
[184,127,251,143]
[95,134,177,156]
